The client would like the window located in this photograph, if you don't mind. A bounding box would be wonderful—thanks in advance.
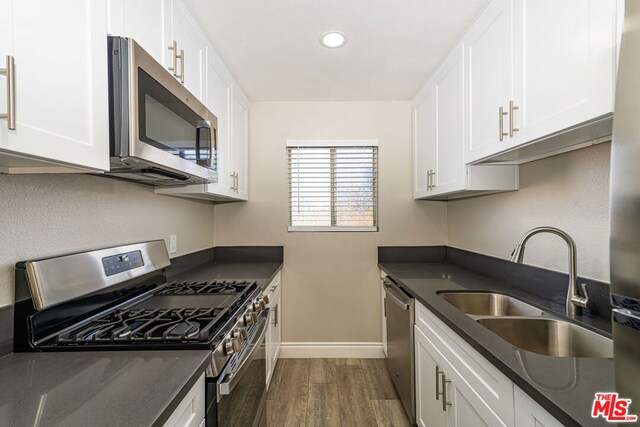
[287,140,378,232]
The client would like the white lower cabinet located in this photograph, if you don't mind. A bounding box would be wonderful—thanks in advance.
[415,325,505,427]
[163,373,205,427]
[415,301,561,427]
[514,388,564,427]
[381,273,387,356]
[415,326,448,427]
[265,272,282,388]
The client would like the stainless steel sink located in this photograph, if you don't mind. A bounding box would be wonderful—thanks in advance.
[477,318,613,358]
[438,292,544,317]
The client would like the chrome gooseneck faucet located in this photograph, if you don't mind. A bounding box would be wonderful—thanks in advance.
[510,227,590,317]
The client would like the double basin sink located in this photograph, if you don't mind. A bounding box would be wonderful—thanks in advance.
[438,292,613,358]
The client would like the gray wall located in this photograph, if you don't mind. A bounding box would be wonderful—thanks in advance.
[0,174,215,306]
[448,142,611,282]
[213,101,448,343]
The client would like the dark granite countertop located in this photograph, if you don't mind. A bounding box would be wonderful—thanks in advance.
[379,260,613,427]
[0,350,211,427]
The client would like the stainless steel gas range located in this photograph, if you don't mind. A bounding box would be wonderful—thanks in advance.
[13,240,269,427]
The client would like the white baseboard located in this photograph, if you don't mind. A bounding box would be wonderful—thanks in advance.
[279,342,385,358]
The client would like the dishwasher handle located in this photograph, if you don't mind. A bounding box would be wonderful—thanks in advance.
[384,279,412,311]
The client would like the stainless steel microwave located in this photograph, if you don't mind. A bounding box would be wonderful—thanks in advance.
[106,36,218,186]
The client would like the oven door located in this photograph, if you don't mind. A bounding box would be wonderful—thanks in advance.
[212,310,268,427]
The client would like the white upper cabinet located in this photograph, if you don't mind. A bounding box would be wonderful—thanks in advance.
[413,43,518,200]
[511,0,618,146]
[231,87,249,199]
[432,44,465,194]
[463,0,514,163]
[164,0,207,99]
[464,0,619,164]
[0,0,109,172]
[413,81,435,197]
[204,47,233,195]
[107,0,167,64]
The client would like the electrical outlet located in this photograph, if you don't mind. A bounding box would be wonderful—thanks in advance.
[169,234,177,254]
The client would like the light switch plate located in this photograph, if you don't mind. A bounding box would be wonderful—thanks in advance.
[169,234,177,254]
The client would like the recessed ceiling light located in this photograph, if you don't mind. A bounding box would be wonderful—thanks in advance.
[320,31,347,49]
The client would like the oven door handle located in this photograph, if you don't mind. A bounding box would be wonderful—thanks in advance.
[218,310,269,396]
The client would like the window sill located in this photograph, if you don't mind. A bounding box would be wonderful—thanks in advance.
[287,226,378,232]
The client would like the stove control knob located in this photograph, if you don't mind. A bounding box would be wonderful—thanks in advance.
[243,312,257,327]
[225,337,241,355]
[254,296,269,311]
[232,327,248,342]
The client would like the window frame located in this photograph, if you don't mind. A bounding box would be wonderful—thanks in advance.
[286,139,379,233]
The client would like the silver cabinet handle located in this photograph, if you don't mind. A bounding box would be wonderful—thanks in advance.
[230,172,235,190]
[435,365,442,400]
[509,100,519,137]
[168,41,178,77]
[427,170,435,191]
[0,55,15,130]
[178,48,184,84]
[272,303,278,326]
[168,42,184,83]
[440,371,452,411]
[499,106,508,141]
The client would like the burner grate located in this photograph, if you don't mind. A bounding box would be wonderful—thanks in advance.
[57,307,227,344]
[156,280,257,296]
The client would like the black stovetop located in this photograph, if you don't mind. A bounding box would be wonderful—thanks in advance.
[52,280,258,346]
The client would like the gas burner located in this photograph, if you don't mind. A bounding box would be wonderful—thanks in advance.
[57,307,227,344]
[156,280,257,296]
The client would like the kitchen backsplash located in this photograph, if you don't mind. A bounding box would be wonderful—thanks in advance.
[0,173,215,307]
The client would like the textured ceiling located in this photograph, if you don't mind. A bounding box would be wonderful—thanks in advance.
[186,0,489,101]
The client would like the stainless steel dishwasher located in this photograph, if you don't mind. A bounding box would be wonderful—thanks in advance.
[383,276,415,424]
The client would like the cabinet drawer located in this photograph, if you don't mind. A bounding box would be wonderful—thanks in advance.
[416,301,514,425]
[163,373,205,427]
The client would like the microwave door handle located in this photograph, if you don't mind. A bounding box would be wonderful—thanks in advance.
[196,120,212,162]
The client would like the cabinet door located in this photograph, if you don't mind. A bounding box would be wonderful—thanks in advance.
[0,0,109,171]
[514,387,563,427]
[107,0,166,64]
[271,286,282,365]
[415,326,448,427]
[512,0,617,145]
[413,80,436,197]
[381,278,387,356]
[464,0,514,163]
[231,86,249,198]
[433,43,465,194]
[205,47,232,193]
[165,0,206,99]
[447,363,508,427]
[266,283,281,387]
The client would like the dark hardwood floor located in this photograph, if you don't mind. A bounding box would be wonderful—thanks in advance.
[266,358,412,427]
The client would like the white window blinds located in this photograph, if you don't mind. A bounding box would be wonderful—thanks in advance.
[287,143,378,232]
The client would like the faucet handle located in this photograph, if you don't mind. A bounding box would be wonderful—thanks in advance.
[571,283,591,310]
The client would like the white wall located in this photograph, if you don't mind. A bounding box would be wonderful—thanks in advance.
[213,101,448,343]
[0,174,215,306]
[448,142,611,282]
